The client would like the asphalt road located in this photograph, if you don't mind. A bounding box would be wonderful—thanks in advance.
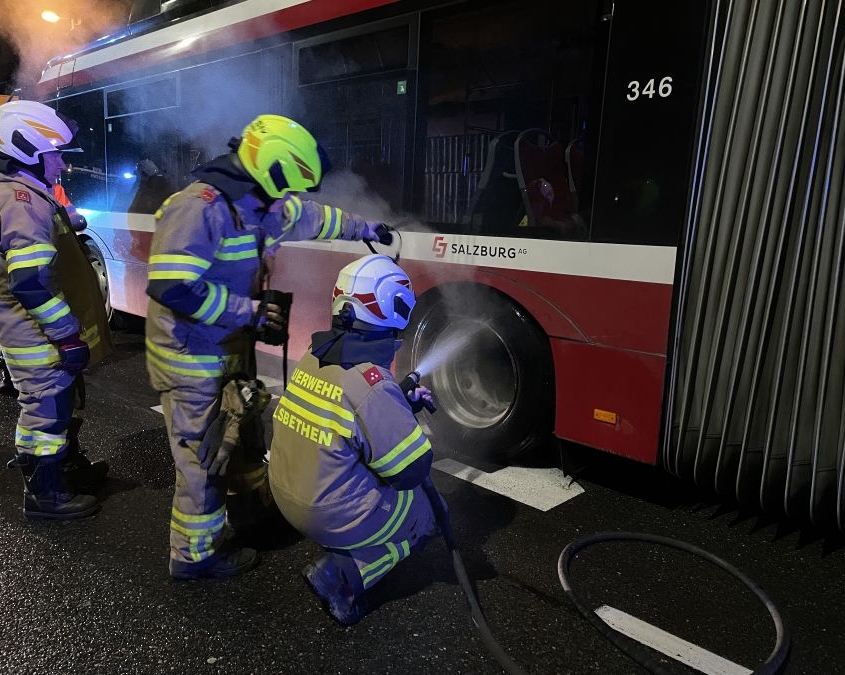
[0,320,843,675]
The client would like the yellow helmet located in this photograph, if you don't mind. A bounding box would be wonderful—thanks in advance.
[236,115,323,198]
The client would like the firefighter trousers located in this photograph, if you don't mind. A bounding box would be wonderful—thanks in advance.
[160,380,269,564]
[5,359,84,457]
[277,484,438,593]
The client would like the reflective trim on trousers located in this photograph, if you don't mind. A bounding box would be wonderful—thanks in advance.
[171,504,226,562]
[359,540,411,589]
[146,338,226,378]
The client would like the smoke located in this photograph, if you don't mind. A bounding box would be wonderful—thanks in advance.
[0,0,129,94]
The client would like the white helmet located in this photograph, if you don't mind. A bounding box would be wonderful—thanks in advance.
[332,255,415,330]
[0,100,80,165]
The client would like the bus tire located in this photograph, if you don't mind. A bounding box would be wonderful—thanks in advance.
[82,239,113,322]
[396,284,554,465]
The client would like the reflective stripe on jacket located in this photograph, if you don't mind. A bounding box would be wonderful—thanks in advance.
[268,352,433,547]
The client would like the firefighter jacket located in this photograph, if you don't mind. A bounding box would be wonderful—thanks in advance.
[268,350,434,548]
[145,181,376,395]
[0,173,111,371]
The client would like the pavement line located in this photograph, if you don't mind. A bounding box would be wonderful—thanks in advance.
[151,405,163,414]
[432,457,584,511]
[594,605,752,675]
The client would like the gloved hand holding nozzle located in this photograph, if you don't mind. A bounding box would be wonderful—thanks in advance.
[363,222,394,245]
[399,371,436,414]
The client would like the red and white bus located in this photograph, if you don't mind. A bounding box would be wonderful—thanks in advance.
[38,0,845,530]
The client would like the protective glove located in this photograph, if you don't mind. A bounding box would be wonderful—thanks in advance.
[398,371,436,414]
[252,289,293,346]
[362,222,394,245]
[54,333,90,374]
[197,379,272,475]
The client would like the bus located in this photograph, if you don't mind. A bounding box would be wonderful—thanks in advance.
[37,0,845,531]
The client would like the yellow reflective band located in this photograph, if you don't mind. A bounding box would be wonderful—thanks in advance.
[370,425,425,470]
[6,243,56,272]
[283,195,302,231]
[340,490,413,550]
[31,296,71,324]
[318,205,341,240]
[170,505,226,538]
[2,344,59,366]
[15,424,67,456]
[215,234,258,261]
[377,438,432,478]
[148,253,211,281]
[286,379,352,419]
[276,396,353,438]
[154,191,181,219]
[145,338,225,378]
[190,282,228,325]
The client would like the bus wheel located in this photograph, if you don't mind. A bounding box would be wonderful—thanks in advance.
[83,239,113,321]
[397,285,554,465]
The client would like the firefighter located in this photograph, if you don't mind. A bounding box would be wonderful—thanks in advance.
[267,254,439,625]
[147,114,388,581]
[0,100,111,518]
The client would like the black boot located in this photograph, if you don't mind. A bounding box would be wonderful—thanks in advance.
[302,553,367,626]
[63,418,109,493]
[19,453,100,520]
[0,358,17,397]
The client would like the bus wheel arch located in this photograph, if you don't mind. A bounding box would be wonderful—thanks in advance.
[396,283,555,465]
[80,237,113,322]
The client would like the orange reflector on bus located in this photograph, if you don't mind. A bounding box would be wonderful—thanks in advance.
[593,409,618,425]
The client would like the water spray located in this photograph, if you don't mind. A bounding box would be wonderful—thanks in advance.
[413,325,483,378]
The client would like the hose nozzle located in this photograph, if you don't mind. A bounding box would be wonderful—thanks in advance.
[400,371,436,414]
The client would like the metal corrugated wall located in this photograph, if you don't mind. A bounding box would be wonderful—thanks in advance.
[665,0,845,529]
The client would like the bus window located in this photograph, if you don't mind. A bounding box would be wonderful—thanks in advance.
[589,0,709,246]
[56,91,108,211]
[294,22,411,215]
[418,0,600,239]
[105,75,181,212]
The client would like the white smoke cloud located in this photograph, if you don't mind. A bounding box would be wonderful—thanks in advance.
[0,0,129,94]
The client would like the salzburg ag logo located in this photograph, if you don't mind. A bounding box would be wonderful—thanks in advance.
[432,235,522,260]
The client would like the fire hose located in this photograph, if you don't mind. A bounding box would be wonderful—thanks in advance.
[409,385,789,675]
[422,477,790,675]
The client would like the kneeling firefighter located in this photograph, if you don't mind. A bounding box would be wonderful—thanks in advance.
[0,100,112,519]
[146,115,388,580]
[268,254,441,625]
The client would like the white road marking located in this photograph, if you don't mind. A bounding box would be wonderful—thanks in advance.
[433,458,584,511]
[594,605,752,675]
[151,404,163,414]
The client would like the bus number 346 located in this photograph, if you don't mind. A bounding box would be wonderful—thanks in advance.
[627,76,673,101]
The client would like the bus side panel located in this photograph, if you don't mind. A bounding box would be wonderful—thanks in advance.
[552,339,665,464]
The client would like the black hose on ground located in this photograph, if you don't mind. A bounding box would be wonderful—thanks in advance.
[423,479,789,675]
[557,531,791,675]
[422,477,527,675]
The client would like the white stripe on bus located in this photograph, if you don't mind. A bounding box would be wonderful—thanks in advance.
[41,0,311,85]
[84,211,677,284]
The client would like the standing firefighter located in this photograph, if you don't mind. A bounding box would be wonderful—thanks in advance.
[0,100,112,518]
[147,114,388,580]
[268,254,439,625]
